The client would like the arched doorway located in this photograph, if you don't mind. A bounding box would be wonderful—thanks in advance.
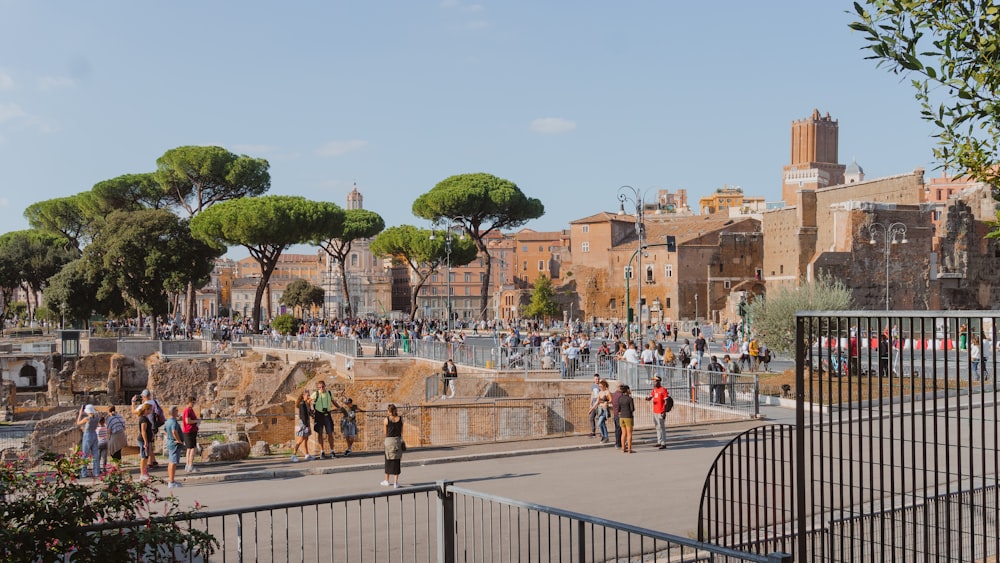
[19,364,38,387]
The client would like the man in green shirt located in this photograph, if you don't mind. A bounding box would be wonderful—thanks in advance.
[310,380,340,459]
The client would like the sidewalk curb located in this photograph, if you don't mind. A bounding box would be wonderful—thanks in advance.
[173,426,758,486]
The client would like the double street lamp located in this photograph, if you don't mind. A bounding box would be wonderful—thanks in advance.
[430,227,464,332]
[618,185,654,341]
[861,221,908,310]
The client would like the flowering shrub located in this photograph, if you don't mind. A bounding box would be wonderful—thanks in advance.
[0,451,217,562]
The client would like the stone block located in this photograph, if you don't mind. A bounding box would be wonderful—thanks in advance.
[201,441,250,462]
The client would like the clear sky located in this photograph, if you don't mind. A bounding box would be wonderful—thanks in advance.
[0,1,939,242]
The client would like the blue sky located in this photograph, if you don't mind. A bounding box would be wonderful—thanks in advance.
[0,1,938,242]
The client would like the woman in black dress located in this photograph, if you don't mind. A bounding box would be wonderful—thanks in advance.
[382,404,403,488]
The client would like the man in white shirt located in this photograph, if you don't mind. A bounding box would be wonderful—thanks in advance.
[623,342,640,364]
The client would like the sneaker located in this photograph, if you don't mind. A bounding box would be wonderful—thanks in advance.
[380,480,390,487]
[304,454,316,461]
[330,452,338,458]
[186,467,199,473]
[393,483,399,489]
[290,455,299,463]
[138,474,150,481]
[167,481,182,488]
[344,449,351,456]
[320,453,331,459]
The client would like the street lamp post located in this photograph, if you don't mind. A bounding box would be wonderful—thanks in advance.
[861,222,908,310]
[618,185,653,342]
[431,228,461,332]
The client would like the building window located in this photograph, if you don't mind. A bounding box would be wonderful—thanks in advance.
[523,260,528,271]
[582,225,590,233]
[538,260,544,271]
[724,280,731,289]
[755,268,763,281]
[624,266,633,279]
[464,272,471,282]
[522,245,528,252]
[645,265,654,283]
[581,242,590,253]
[666,298,671,309]
[780,264,784,274]
[665,264,673,278]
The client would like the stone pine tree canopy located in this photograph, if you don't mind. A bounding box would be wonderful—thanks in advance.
[412,173,544,320]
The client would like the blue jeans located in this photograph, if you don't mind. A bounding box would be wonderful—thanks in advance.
[596,409,608,440]
[81,433,99,478]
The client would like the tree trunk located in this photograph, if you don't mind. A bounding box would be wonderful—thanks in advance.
[186,281,196,332]
[477,242,492,321]
[339,262,352,318]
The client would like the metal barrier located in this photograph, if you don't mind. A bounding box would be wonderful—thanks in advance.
[84,482,789,562]
[698,311,1000,562]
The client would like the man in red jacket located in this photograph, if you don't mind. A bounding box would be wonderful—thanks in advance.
[645,375,670,450]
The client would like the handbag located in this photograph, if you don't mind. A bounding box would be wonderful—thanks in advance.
[401,440,407,452]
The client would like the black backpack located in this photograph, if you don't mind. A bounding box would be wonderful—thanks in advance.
[665,395,675,413]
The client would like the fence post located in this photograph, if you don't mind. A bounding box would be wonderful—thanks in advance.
[576,520,586,563]
[766,552,793,563]
[437,480,455,563]
[753,374,760,418]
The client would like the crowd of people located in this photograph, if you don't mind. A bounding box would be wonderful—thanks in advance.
[74,389,201,489]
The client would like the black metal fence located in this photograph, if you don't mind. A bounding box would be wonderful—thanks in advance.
[82,482,790,562]
[697,311,1000,562]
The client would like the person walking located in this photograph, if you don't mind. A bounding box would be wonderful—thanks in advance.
[181,396,200,473]
[617,386,636,454]
[291,389,315,462]
[382,404,404,488]
[76,404,100,478]
[645,375,670,449]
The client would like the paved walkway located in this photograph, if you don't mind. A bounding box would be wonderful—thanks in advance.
[147,405,796,487]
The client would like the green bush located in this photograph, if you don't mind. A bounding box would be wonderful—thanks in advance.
[271,313,301,336]
[0,451,217,562]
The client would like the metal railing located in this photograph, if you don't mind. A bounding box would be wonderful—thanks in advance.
[697,311,1000,562]
[82,482,790,562]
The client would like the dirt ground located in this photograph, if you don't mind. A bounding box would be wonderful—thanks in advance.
[757,368,973,405]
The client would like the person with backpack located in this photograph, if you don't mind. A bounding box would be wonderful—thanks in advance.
[644,375,671,450]
[105,405,127,463]
[132,389,165,469]
[310,380,340,459]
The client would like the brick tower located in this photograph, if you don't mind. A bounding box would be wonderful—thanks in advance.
[781,109,846,204]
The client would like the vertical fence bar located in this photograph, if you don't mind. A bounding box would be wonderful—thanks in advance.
[437,481,455,563]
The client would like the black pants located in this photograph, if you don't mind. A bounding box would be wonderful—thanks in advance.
[613,416,622,447]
